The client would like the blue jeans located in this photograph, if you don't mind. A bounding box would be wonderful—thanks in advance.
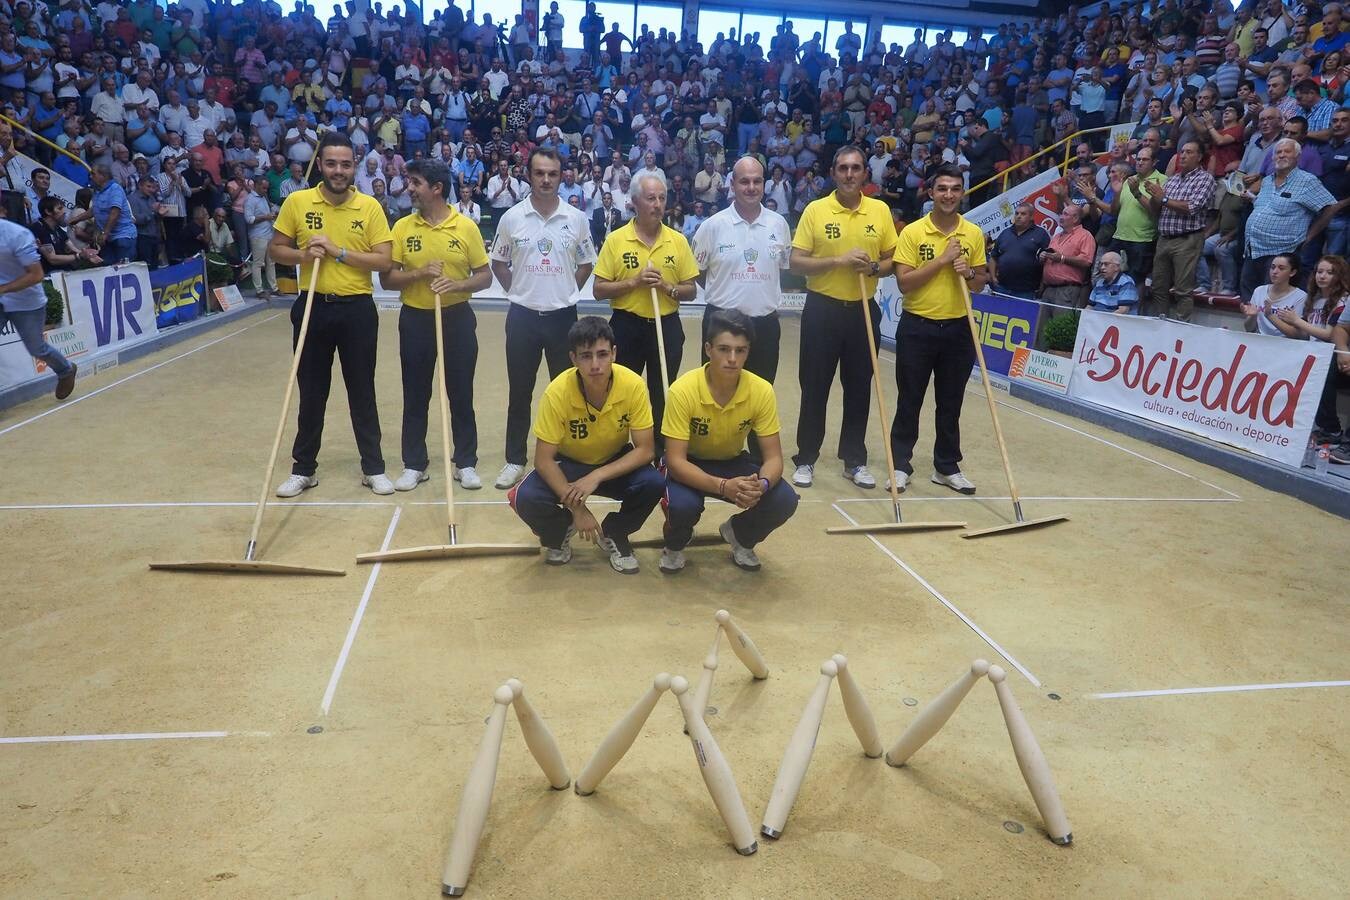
[663,454,799,550]
[0,305,72,376]
[104,237,135,265]
[511,452,664,550]
[1197,233,1237,293]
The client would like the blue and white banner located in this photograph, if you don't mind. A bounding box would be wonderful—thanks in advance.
[150,256,205,328]
[60,262,157,354]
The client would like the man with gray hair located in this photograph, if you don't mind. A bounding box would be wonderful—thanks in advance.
[89,164,138,263]
[1087,252,1138,313]
[1240,136,1339,299]
[1038,203,1095,309]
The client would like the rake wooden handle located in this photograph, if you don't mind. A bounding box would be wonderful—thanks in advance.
[433,292,458,544]
[858,272,903,523]
[248,260,321,559]
[650,285,671,401]
[957,276,1024,520]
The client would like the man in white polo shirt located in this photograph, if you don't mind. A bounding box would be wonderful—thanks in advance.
[691,155,791,386]
[489,147,597,489]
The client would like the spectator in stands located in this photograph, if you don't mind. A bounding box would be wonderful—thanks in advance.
[31,195,100,272]
[129,175,162,268]
[89,162,136,263]
[1087,251,1138,313]
[1240,253,1306,336]
[244,176,277,301]
[988,203,1050,300]
[1039,203,1096,309]
[1145,140,1214,320]
[1241,137,1338,301]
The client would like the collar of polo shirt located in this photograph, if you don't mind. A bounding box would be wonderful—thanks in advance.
[694,363,752,409]
[310,186,361,209]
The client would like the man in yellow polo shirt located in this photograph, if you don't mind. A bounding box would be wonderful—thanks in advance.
[660,309,799,574]
[382,159,491,493]
[269,131,394,497]
[890,163,988,495]
[592,173,699,443]
[509,316,664,574]
[788,144,898,490]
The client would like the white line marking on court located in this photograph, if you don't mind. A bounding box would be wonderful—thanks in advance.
[0,313,284,439]
[320,507,401,715]
[0,730,270,745]
[830,503,1041,687]
[1088,681,1350,699]
[0,500,394,511]
[875,349,1241,500]
[833,495,1241,504]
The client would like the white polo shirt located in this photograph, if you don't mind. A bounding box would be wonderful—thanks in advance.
[690,203,792,317]
[490,198,597,311]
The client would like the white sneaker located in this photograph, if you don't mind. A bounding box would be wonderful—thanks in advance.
[545,527,576,566]
[495,463,525,489]
[719,519,761,571]
[659,548,686,574]
[844,465,877,488]
[275,474,317,498]
[791,464,814,487]
[394,468,429,491]
[455,466,482,490]
[931,471,977,495]
[599,535,639,575]
[884,470,910,493]
[362,473,395,495]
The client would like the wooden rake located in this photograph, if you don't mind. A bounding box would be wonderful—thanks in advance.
[358,293,536,563]
[956,277,1069,539]
[825,272,966,536]
[150,262,345,575]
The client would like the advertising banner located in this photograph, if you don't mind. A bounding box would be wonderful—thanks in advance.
[4,151,81,211]
[876,283,1037,378]
[1009,346,1073,394]
[1068,311,1332,467]
[965,167,1063,242]
[61,262,157,355]
[150,256,205,327]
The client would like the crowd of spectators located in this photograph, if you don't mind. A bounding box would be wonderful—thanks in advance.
[0,0,1343,451]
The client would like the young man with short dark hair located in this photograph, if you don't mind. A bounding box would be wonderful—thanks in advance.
[661,309,799,573]
[510,316,664,574]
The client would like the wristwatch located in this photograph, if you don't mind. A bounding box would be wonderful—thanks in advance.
[868,260,880,276]
[336,248,347,264]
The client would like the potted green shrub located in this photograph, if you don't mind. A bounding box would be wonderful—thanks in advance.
[43,279,63,328]
[1043,311,1080,357]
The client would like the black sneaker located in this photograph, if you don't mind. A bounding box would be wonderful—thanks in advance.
[1329,445,1350,466]
[1312,428,1344,445]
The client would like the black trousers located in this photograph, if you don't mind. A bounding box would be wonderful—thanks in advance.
[505,302,577,465]
[611,307,683,442]
[700,305,781,384]
[890,312,976,477]
[290,295,384,477]
[794,291,879,470]
[399,302,477,472]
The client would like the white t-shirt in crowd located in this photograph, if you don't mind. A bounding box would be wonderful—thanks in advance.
[1249,285,1306,337]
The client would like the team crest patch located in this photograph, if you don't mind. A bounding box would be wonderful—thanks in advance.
[743,248,758,264]
[537,237,554,254]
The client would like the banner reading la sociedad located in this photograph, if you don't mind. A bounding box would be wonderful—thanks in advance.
[1068,310,1331,467]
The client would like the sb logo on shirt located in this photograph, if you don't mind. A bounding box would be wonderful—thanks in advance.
[689,417,710,436]
[825,223,841,239]
[305,211,324,230]
[569,419,589,439]
[406,235,422,252]
[622,251,640,269]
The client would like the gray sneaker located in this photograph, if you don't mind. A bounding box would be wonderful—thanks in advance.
[719,519,761,571]
[599,535,639,575]
[544,527,576,566]
[659,548,686,574]
[931,471,976,495]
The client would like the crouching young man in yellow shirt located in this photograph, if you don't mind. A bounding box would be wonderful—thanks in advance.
[509,315,665,574]
[660,309,799,573]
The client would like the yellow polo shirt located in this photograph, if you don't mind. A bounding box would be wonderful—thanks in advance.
[593,220,699,318]
[791,191,898,301]
[390,206,488,309]
[274,186,392,295]
[534,364,654,465]
[662,365,780,462]
[893,213,987,319]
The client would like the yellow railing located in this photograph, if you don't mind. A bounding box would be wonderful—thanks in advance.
[967,117,1175,200]
[0,112,90,171]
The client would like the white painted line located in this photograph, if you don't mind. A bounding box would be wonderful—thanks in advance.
[0,730,270,745]
[875,348,1240,500]
[0,500,394,511]
[830,503,1041,687]
[833,495,1241,504]
[0,313,284,439]
[320,507,401,715]
[1089,681,1350,699]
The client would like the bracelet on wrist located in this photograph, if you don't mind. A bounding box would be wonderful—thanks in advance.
[718,478,727,498]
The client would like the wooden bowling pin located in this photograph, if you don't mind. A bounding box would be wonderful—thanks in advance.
[505,679,571,790]
[885,659,990,767]
[714,609,769,679]
[761,659,838,839]
[441,684,515,897]
[684,652,719,735]
[671,675,758,855]
[831,654,884,759]
[574,674,671,796]
[988,665,1073,845]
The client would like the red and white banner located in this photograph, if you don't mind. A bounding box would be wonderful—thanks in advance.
[1068,311,1332,467]
[966,167,1063,242]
